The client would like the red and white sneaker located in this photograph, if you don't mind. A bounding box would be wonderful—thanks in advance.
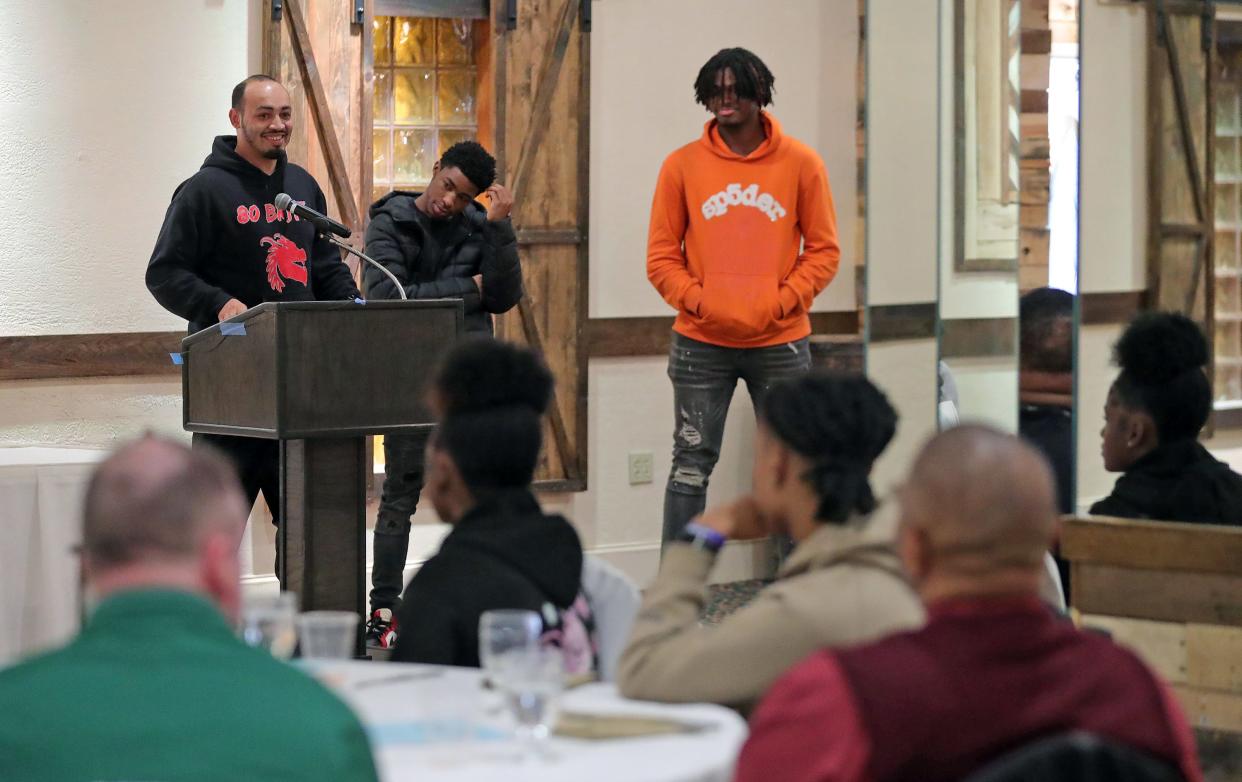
[365,608,399,649]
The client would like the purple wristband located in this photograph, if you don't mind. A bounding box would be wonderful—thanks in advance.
[679,522,726,552]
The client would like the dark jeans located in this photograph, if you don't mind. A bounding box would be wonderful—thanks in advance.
[370,432,429,613]
[193,434,281,522]
[192,433,282,578]
[662,332,811,547]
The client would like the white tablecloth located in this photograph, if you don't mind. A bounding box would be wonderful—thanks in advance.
[0,447,106,664]
[307,661,748,782]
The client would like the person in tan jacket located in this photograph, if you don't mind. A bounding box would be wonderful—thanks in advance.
[616,372,925,713]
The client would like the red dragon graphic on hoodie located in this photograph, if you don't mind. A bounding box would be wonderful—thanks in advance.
[261,233,308,293]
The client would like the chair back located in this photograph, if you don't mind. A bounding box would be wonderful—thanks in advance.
[580,555,640,682]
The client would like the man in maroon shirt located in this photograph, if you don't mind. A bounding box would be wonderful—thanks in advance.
[735,425,1201,782]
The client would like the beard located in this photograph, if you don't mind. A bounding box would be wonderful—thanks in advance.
[242,125,286,160]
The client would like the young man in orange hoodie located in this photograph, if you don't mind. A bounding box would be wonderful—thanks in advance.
[647,47,840,548]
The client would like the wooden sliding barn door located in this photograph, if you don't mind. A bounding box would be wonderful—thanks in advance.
[262,0,371,272]
[491,0,590,490]
[265,0,591,491]
[1147,0,1215,333]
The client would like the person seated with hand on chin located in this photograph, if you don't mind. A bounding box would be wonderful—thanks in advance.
[616,372,924,714]
[1092,311,1242,525]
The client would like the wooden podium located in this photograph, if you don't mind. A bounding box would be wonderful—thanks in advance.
[181,300,463,627]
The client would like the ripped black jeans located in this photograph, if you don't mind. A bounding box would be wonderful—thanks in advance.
[662,332,811,545]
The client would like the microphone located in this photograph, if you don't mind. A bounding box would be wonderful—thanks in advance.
[274,192,352,239]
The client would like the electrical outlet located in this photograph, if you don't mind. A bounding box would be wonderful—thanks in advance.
[628,451,654,485]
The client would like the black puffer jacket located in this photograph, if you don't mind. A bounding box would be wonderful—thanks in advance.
[362,191,522,334]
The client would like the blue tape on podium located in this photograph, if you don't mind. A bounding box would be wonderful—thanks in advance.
[220,322,247,337]
[169,353,184,365]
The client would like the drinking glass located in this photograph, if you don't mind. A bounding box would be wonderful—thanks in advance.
[497,645,565,760]
[297,611,359,659]
[478,609,541,676]
[240,592,298,660]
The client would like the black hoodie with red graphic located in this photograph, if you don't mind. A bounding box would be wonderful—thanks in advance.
[146,135,360,333]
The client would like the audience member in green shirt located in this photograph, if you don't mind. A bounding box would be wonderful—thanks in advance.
[0,435,380,782]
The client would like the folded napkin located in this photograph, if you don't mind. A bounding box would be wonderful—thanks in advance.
[554,711,716,740]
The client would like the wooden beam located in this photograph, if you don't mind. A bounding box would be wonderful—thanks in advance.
[499,0,581,482]
[0,332,183,381]
[263,0,283,78]
[1020,88,1049,114]
[1021,28,1052,54]
[939,317,1017,359]
[1171,685,1242,733]
[284,0,362,231]
[1072,564,1242,626]
[514,297,576,482]
[1062,516,1242,576]
[587,312,860,358]
[868,302,937,342]
[359,0,375,229]
[1080,290,1147,325]
[1159,6,1208,225]
[507,0,578,211]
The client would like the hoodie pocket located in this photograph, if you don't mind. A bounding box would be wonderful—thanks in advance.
[699,273,781,337]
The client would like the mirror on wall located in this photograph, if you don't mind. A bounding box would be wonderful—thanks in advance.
[937,0,1079,515]
[937,0,1021,434]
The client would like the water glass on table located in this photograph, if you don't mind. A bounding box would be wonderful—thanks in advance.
[240,592,298,660]
[497,645,565,759]
[297,610,359,659]
[479,609,542,677]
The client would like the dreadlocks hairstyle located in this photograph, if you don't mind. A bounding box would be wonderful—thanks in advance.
[432,338,553,491]
[1112,312,1211,443]
[757,373,897,524]
[438,140,497,193]
[1019,287,1074,373]
[693,47,776,108]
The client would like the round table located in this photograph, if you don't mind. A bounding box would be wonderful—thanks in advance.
[306,661,748,782]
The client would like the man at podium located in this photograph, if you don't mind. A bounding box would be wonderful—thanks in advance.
[360,140,522,649]
[145,75,360,541]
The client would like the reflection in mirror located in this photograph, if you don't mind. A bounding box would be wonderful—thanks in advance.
[937,0,1020,434]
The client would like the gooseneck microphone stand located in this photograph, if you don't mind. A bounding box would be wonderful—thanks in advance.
[323,233,407,301]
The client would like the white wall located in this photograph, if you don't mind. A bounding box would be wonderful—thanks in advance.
[0,0,254,337]
[868,340,938,497]
[2,0,868,589]
[589,0,859,318]
[1075,0,1148,508]
[864,1,941,493]
[868,0,939,306]
[0,0,257,447]
[1079,0,1147,295]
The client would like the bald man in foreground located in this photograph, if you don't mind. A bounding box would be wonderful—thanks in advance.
[734,425,1201,782]
[0,436,378,782]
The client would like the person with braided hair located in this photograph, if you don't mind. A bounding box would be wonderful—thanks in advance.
[1091,312,1242,524]
[616,372,923,713]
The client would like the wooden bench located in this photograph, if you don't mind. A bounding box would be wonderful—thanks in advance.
[1061,515,1242,738]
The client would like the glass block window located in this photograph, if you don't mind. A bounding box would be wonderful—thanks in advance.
[372,16,479,204]
[1215,27,1242,404]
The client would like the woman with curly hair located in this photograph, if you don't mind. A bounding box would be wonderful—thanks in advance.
[1092,312,1242,525]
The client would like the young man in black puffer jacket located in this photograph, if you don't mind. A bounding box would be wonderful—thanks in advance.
[362,141,523,648]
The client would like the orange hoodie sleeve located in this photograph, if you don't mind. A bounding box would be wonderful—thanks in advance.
[646,155,703,316]
[778,155,841,318]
